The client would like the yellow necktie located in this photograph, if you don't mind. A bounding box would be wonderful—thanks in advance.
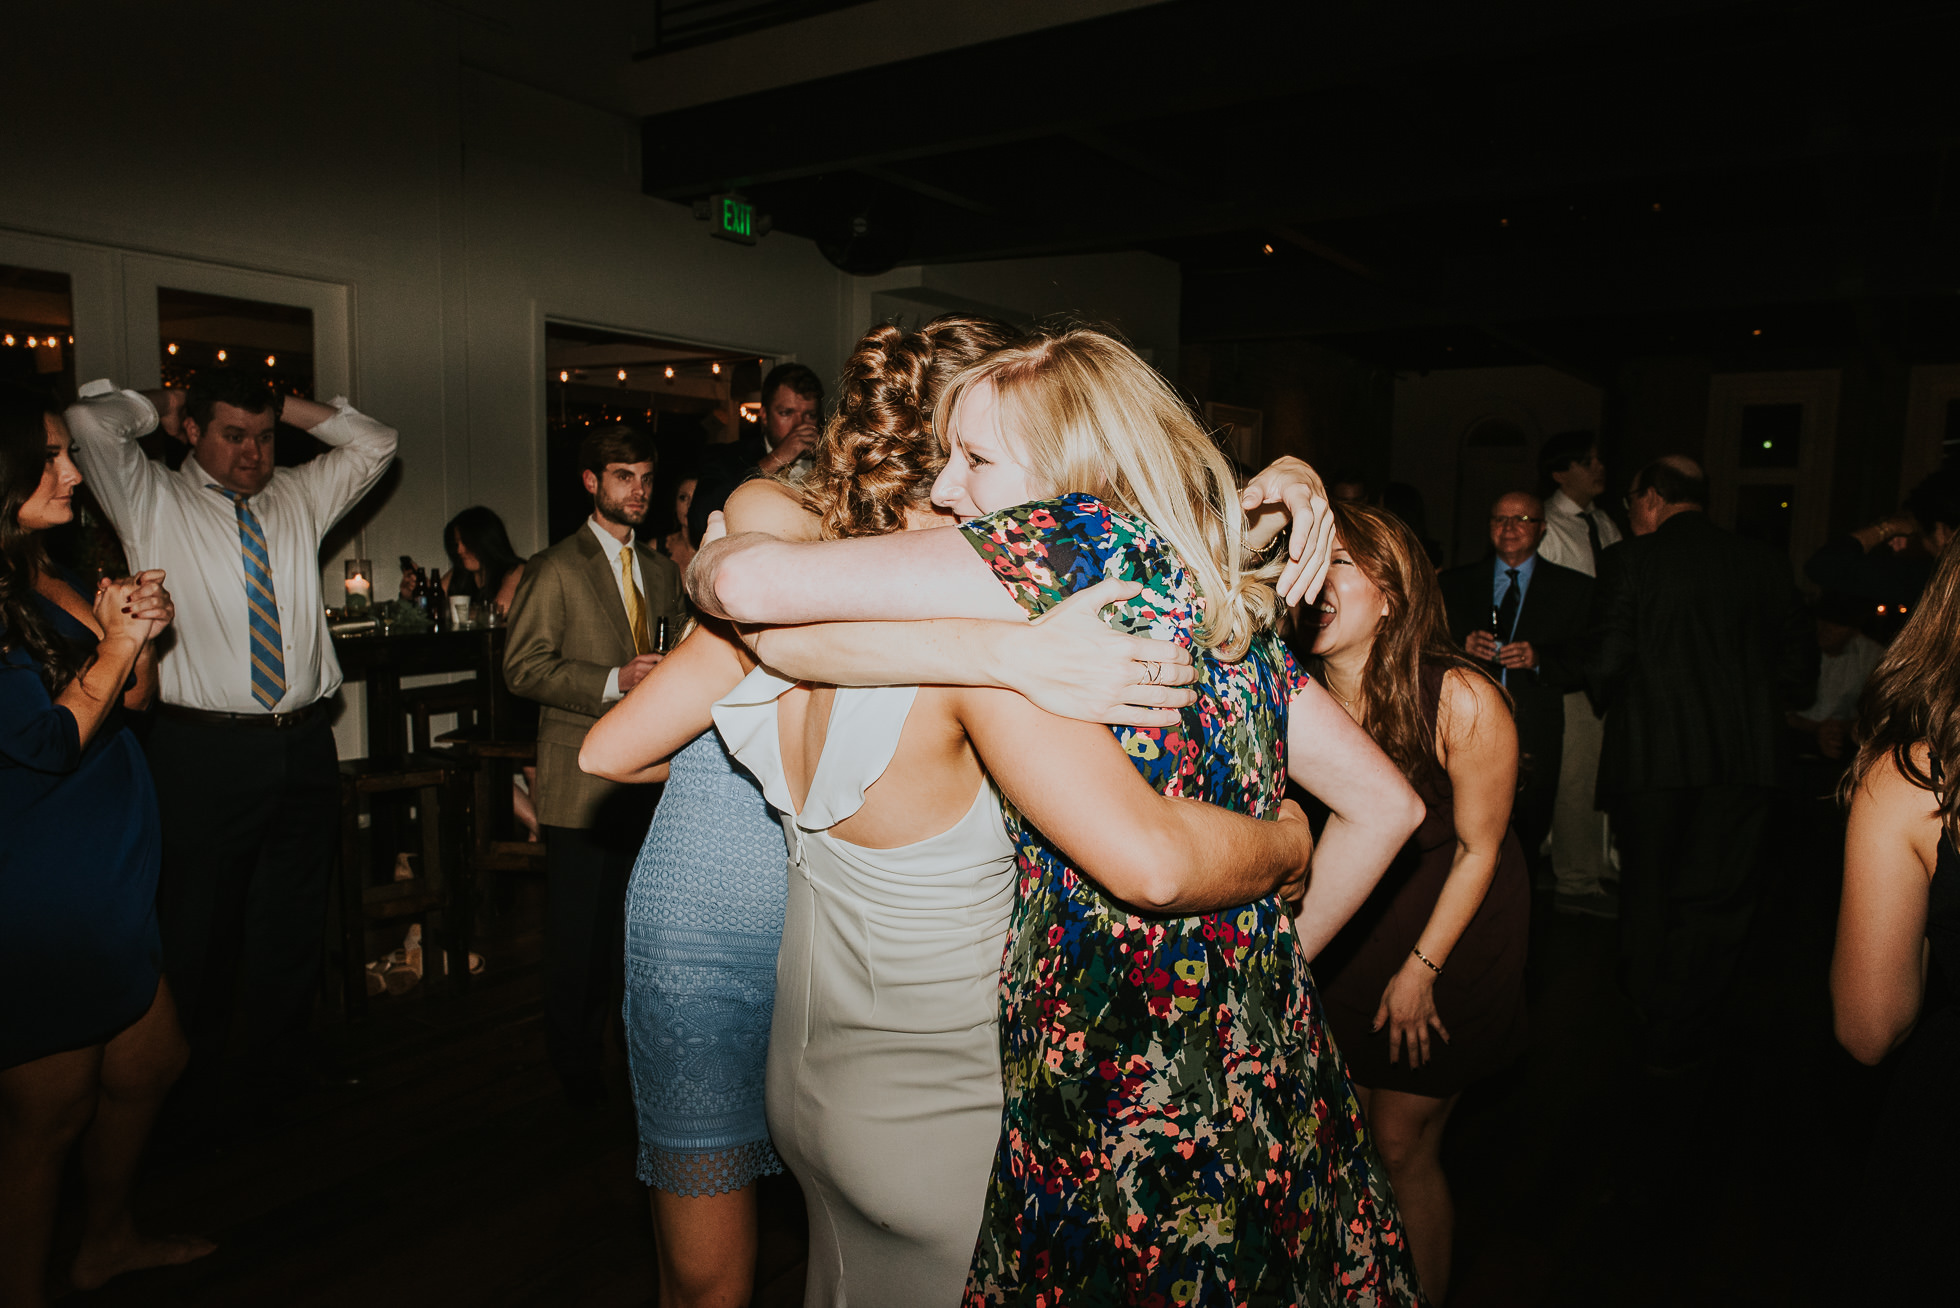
[621,545,650,656]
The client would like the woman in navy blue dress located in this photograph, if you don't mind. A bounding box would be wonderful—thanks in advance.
[0,386,211,1306]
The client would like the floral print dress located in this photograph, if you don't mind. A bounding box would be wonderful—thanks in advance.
[958,495,1422,1308]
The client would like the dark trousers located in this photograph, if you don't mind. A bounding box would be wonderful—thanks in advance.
[1512,768,1559,888]
[542,798,653,1080]
[1615,783,1773,1057]
[145,712,339,1077]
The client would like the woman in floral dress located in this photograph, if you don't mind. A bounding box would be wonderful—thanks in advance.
[691,328,1429,1306]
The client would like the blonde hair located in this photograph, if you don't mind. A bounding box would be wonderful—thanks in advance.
[937,327,1280,657]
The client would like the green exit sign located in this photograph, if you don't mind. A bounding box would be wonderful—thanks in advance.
[710,193,756,245]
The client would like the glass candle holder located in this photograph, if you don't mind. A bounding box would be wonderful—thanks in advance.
[344,559,373,612]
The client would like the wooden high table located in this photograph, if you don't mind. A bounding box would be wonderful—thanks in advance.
[331,624,517,763]
[326,623,524,1016]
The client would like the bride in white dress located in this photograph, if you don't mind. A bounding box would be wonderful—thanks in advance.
[713,676,1013,1305]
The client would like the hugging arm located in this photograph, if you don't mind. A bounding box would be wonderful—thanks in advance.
[578,620,749,784]
[1285,677,1427,960]
[747,579,1198,727]
[690,525,1024,624]
[952,686,1312,915]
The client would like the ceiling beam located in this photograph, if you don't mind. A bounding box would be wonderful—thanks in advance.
[640,0,1755,198]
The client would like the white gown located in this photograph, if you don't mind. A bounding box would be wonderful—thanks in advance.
[713,671,1016,1308]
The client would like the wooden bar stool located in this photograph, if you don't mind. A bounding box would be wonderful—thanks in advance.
[432,727,546,923]
[403,679,480,754]
[332,755,473,1021]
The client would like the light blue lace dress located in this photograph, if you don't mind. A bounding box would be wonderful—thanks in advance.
[624,727,790,1194]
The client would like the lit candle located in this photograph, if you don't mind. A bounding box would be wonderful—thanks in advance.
[345,559,373,612]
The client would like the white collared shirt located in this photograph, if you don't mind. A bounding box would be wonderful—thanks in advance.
[66,381,398,713]
[1538,487,1623,578]
[586,516,645,703]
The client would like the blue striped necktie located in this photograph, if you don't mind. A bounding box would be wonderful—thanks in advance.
[214,486,286,710]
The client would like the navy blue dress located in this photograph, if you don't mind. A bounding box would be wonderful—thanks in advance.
[0,576,162,1070]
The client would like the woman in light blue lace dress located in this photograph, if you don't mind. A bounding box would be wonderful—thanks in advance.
[622,721,789,1291]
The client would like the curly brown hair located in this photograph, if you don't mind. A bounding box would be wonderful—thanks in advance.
[1301,500,1503,786]
[801,314,1022,539]
[1845,535,1960,847]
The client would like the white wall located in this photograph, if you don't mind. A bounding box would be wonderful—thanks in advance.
[1391,366,1603,567]
[1,2,1179,754]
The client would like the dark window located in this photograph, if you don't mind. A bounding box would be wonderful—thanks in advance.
[0,264,76,399]
[1734,484,1795,552]
[1738,402,1802,470]
[157,287,318,467]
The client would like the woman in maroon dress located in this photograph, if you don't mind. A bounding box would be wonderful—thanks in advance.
[1300,500,1530,1302]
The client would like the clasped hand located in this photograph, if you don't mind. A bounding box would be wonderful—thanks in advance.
[93,570,173,644]
[1463,631,1536,669]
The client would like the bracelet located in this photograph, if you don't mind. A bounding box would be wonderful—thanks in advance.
[1410,947,1443,976]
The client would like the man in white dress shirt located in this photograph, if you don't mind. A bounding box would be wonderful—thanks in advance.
[67,371,397,1098]
[1535,432,1624,916]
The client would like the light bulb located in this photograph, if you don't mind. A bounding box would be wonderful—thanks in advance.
[617,369,627,381]
[2,335,12,347]
[559,370,569,382]
[217,349,228,362]
[664,366,675,379]
[265,354,276,366]
[24,337,35,348]
[712,361,721,374]
[167,342,178,354]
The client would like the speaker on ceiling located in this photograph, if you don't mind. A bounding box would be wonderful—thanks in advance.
[810,173,916,276]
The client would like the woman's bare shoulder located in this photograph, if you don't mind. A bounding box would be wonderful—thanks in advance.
[724,477,818,540]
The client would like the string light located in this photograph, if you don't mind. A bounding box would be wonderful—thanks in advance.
[711,361,721,374]
[617,369,628,381]
[167,342,178,354]
[26,337,36,348]
[217,349,228,362]
[559,370,569,382]
[265,354,276,366]
[2,335,12,347]
[664,366,675,379]
[1262,243,1274,255]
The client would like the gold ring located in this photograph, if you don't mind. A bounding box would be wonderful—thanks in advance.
[1144,661,1161,685]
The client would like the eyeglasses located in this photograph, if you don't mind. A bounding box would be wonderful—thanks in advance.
[1489,515,1543,527]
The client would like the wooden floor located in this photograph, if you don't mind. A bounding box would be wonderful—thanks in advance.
[57,783,1874,1306]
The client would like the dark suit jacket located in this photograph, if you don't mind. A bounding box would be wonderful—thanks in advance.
[1584,511,1816,798]
[696,433,767,486]
[502,526,686,829]
[1440,554,1594,783]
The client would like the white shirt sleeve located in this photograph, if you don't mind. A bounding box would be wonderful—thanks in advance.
[603,666,623,703]
[64,382,169,548]
[285,397,399,531]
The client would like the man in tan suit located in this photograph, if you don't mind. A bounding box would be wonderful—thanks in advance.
[504,426,685,1101]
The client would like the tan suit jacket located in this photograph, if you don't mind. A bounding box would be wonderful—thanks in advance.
[502,525,685,829]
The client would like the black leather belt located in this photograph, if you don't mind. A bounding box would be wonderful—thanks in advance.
[158,702,324,730]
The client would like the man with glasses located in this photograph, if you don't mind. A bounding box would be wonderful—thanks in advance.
[1440,491,1594,897]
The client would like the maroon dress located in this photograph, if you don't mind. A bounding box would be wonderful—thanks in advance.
[1316,663,1530,1097]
